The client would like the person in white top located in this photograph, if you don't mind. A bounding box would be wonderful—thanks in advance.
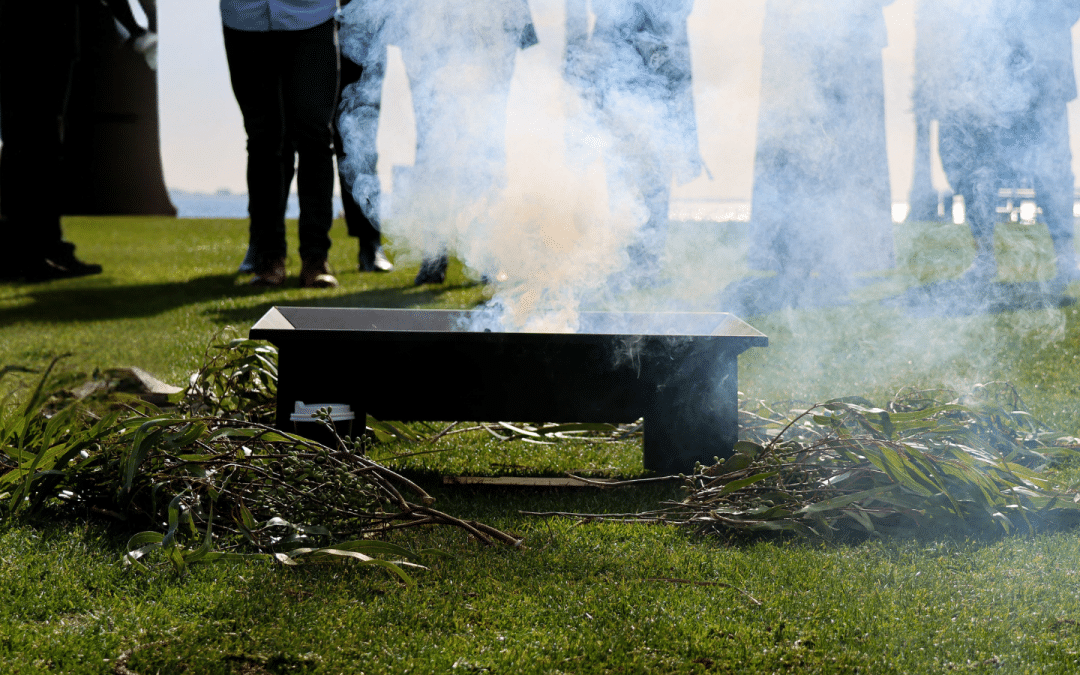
[220,0,341,288]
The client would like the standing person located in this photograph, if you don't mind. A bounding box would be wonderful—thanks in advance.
[931,0,1080,288]
[564,0,702,285]
[335,0,392,273]
[402,0,537,285]
[906,0,950,223]
[748,0,895,300]
[221,0,340,288]
[0,0,151,281]
[339,0,538,286]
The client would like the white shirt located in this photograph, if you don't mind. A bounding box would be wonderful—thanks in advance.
[220,0,337,31]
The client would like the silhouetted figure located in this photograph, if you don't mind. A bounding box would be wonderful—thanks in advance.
[564,0,702,284]
[926,0,1080,288]
[0,0,158,281]
[748,0,895,299]
[341,0,538,286]
[336,0,393,274]
[908,2,947,223]
[221,0,340,289]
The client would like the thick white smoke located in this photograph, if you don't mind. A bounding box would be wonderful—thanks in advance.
[336,0,1076,414]
[338,0,701,332]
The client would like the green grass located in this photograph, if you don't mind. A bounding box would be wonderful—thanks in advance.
[4,216,1080,673]
[0,217,488,385]
[5,519,1080,673]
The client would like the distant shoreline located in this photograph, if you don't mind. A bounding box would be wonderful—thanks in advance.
[167,191,927,224]
[168,189,346,220]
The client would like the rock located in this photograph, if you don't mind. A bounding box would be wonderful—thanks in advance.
[70,367,183,405]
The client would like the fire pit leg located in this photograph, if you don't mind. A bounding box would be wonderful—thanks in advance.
[643,346,738,474]
[274,347,302,432]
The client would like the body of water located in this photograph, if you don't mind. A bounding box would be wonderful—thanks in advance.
[169,190,346,220]
[170,190,944,225]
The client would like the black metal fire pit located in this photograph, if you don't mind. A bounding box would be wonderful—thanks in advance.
[250,307,767,474]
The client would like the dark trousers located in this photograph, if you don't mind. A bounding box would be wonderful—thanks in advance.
[223,20,339,263]
[334,53,381,251]
[0,0,78,256]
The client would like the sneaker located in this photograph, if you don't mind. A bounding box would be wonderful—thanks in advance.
[249,257,286,287]
[300,257,339,288]
[237,243,258,273]
[359,245,394,273]
[414,254,448,285]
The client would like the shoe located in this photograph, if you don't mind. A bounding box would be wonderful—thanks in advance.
[249,257,286,287]
[359,245,394,273]
[37,241,102,278]
[3,256,101,282]
[414,255,448,285]
[300,257,339,288]
[5,247,102,282]
[237,243,258,273]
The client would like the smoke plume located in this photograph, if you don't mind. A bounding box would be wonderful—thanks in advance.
[336,0,1076,422]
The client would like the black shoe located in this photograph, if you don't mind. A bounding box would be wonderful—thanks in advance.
[414,255,448,285]
[47,251,103,278]
[46,241,102,276]
[359,245,394,273]
[4,255,101,282]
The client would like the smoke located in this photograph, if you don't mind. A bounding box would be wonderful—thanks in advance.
[338,0,703,332]
[336,0,1076,417]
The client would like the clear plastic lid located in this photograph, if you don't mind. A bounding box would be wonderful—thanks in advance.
[289,401,355,422]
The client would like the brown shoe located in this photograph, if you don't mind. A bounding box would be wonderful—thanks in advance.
[249,257,286,286]
[300,257,339,288]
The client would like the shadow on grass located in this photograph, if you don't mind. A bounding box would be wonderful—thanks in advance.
[717,273,1077,318]
[0,273,252,324]
[0,273,484,325]
[883,279,1077,316]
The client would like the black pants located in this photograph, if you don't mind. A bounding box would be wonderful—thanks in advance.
[223,20,339,263]
[0,0,78,256]
[334,52,381,250]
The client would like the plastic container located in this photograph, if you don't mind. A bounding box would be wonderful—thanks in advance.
[289,401,355,448]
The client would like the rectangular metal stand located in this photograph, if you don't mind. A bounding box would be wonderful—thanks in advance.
[250,307,766,474]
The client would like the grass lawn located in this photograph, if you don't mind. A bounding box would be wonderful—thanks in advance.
[3,216,1080,673]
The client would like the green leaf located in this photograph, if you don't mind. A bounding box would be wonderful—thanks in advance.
[328,540,422,563]
[239,504,257,531]
[718,471,778,496]
[798,486,895,516]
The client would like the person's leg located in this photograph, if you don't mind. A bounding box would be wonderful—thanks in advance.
[238,137,295,273]
[1027,102,1078,285]
[281,19,338,287]
[223,26,289,283]
[0,0,100,280]
[939,116,999,283]
[335,50,391,271]
[624,167,671,282]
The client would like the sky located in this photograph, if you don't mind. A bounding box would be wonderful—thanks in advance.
[156,0,1078,204]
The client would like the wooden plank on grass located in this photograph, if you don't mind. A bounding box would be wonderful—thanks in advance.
[442,476,615,488]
